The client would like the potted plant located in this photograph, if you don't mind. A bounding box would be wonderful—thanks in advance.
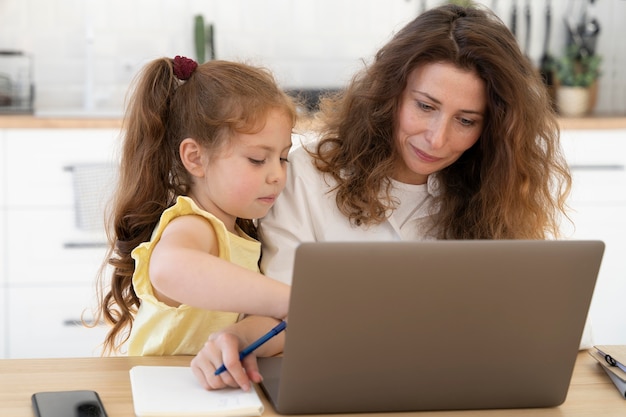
[553,44,601,117]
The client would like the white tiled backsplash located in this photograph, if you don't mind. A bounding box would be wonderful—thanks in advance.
[0,0,624,115]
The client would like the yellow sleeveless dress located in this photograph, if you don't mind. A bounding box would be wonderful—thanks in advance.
[127,196,261,356]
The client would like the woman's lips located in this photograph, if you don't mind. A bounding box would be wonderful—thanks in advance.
[413,146,441,163]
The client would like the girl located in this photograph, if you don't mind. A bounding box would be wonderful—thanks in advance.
[96,56,295,368]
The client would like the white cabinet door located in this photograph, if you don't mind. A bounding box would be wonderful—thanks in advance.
[0,206,4,287]
[8,285,110,358]
[4,128,118,287]
[561,129,626,168]
[0,288,5,358]
[567,204,626,345]
[0,129,6,205]
[5,207,108,285]
[5,128,120,206]
[561,129,626,344]
[1,132,7,357]
[3,127,120,359]
[1,130,6,297]
[0,215,4,358]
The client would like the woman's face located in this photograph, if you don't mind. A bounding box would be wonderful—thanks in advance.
[393,61,486,185]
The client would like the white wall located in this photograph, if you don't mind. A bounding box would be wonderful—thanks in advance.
[0,0,624,115]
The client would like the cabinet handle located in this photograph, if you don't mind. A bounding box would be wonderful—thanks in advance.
[63,319,105,327]
[569,164,625,171]
[63,242,107,249]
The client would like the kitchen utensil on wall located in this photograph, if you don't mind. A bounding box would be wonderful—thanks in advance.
[565,0,601,58]
[0,73,12,106]
[510,0,518,37]
[565,17,588,57]
[524,0,531,57]
[579,0,600,56]
[539,0,554,95]
[0,50,34,113]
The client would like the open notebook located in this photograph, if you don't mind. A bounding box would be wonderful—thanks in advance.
[259,240,604,414]
[129,366,263,417]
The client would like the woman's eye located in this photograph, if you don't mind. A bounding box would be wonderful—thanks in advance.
[417,101,434,111]
[459,117,475,127]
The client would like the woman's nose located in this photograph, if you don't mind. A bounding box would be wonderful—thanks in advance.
[426,118,448,149]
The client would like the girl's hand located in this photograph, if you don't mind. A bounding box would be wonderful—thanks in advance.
[191,329,263,391]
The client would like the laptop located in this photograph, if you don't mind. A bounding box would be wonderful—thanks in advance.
[258,240,604,414]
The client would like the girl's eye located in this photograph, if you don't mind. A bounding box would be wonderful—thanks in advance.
[249,158,265,165]
[280,157,290,164]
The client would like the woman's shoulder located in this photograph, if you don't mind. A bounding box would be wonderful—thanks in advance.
[288,142,321,177]
[279,145,339,213]
[290,141,315,161]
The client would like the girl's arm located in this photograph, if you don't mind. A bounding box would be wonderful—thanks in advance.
[191,315,285,391]
[148,214,289,320]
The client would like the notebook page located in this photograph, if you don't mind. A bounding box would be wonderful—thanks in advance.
[129,366,264,417]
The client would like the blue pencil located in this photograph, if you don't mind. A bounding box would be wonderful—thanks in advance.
[214,320,287,376]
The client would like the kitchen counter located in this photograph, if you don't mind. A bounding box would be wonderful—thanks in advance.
[1,114,626,130]
[0,115,123,128]
[559,116,626,130]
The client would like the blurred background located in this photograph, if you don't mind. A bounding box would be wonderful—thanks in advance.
[1,0,625,359]
[0,0,624,117]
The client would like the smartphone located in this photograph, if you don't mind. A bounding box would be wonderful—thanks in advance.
[32,390,108,417]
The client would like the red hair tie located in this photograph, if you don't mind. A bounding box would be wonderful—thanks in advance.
[173,55,198,80]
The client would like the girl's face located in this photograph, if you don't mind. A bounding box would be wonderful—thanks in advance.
[393,61,486,185]
[194,108,293,231]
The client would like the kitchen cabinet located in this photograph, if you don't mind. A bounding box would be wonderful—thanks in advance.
[6,208,109,285]
[0,129,5,203]
[1,130,7,359]
[560,129,626,345]
[1,119,626,356]
[8,286,106,358]
[0,288,5,358]
[0,127,120,358]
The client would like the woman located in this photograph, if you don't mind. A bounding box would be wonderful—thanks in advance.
[259,4,571,284]
[192,4,577,390]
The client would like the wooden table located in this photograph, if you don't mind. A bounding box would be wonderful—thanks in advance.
[0,352,623,416]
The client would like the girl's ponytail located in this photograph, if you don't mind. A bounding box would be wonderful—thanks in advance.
[98,57,190,353]
[96,56,297,354]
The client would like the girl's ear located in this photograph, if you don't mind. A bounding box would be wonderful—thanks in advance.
[179,138,205,178]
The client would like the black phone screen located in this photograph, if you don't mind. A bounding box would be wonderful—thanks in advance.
[32,390,108,417]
